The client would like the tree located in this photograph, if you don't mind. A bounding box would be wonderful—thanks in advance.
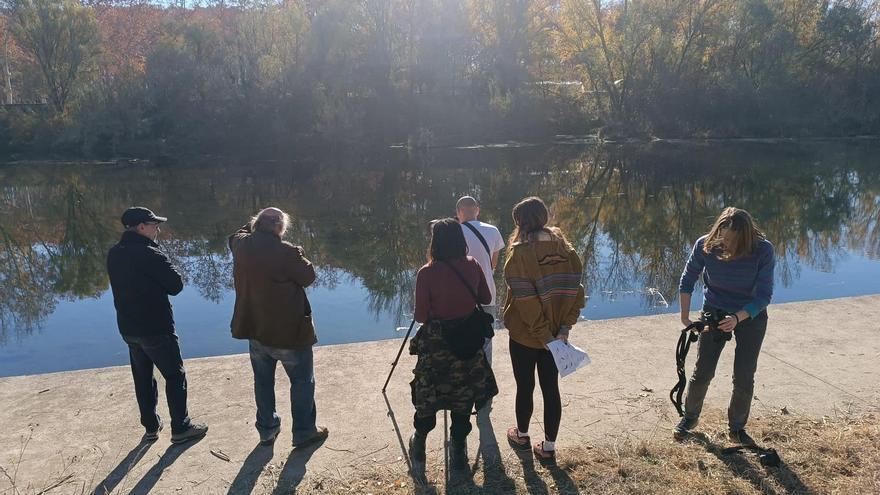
[1,15,14,104]
[8,0,101,112]
[558,0,659,125]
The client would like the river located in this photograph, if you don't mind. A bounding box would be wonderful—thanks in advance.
[1,141,878,376]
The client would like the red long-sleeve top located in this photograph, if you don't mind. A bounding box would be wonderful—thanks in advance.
[414,257,491,323]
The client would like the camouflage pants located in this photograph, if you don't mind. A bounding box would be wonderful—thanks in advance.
[409,321,498,417]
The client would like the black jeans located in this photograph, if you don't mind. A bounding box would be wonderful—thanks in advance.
[684,308,768,431]
[414,410,472,441]
[122,334,191,434]
[509,339,561,441]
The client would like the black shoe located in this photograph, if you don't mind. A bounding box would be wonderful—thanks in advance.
[673,417,699,439]
[171,422,208,444]
[450,439,468,470]
[293,426,329,449]
[409,432,426,464]
[259,425,281,446]
[143,417,163,442]
[728,429,756,446]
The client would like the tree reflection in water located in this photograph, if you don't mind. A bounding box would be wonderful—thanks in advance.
[0,142,878,344]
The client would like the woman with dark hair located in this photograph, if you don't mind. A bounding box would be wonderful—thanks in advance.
[408,218,497,475]
[503,197,585,461]
[674,207,775,445]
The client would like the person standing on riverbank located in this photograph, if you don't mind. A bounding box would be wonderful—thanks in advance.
[503,197,584,462]
[455,196,504,421]
[674,207,775,445]
[228,207,329,448]
[409,218,498,477]
[107,207,209,444]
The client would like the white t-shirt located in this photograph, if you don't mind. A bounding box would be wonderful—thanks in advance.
[460,220,505,306]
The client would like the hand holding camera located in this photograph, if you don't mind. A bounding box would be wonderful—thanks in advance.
[717,315,738,333]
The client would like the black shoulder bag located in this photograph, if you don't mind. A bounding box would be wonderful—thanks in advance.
[437,261,495,359]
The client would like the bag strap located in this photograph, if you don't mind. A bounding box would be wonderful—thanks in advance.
[440,260,485,312]
[462,221,492,256]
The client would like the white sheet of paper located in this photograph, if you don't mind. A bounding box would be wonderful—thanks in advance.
[546,340,591,378]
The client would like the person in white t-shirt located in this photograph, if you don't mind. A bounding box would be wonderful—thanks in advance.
[456,196,505,421]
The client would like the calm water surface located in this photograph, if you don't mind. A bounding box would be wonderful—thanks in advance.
[1,142,878,376]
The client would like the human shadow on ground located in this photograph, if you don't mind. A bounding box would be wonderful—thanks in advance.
[91,439,155,495]
[546,463,581,495]
[382,391,439,495]
[270,435,326,495]
[686,432,816,495]
[505,433,582,495]
[227,443,275,494]
[510,441,550,495]
[469,408,517,493]
[127,436,204,494]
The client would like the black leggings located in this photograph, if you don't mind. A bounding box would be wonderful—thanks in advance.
[509,339,561,441]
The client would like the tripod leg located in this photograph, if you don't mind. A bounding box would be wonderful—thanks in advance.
[444,410,449,484]
[381,319,416,392]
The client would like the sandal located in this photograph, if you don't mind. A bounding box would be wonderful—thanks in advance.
[533,441,556,462]
[507,427,530,449]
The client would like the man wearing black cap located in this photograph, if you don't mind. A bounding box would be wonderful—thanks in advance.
[107,207,208,444]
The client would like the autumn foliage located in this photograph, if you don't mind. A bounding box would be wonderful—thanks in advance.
[1,0,879,157]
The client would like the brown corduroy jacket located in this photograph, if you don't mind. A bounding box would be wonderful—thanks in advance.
[229,225,317,350]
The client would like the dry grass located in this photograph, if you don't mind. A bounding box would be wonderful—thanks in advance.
[1,410,876,494]
[288,411,880,495]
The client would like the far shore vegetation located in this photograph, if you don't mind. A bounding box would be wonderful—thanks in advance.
[1,0,880,160]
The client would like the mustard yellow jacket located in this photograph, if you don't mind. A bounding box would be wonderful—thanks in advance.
[503,240,585,349]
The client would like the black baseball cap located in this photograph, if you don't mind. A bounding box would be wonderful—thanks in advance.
[121,207,168,227]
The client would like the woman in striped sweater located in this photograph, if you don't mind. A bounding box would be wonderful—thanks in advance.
[674,207,775,445]
[502,197,585,461]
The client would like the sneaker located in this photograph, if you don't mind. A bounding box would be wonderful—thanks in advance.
[170,423,208,444]
[449,439,468,470]
[408,432,426,464]
[533,441,556,463]
[259,425,281,446]
[728,429,757,446]
[293,426,329,449]
[506,427,530,450]
[673,417,699,440]
[143,417,163,442]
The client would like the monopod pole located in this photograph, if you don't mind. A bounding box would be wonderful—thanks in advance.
[381,318,416,393]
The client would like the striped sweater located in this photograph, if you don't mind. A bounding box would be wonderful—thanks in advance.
[503,239,585,349]
[679,235,775,318]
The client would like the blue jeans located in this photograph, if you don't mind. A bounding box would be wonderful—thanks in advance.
[249,340,318,444]
[122,333,191,434]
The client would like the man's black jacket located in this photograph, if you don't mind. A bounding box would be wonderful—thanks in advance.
[107,231,184,336]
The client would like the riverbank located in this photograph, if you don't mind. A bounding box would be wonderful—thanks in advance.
[3,134,880,166]
[1,295,878,494]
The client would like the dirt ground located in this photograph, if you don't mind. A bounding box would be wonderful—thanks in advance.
[0,295,878,494]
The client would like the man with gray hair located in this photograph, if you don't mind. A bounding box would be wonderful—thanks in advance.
[229,207,329,447]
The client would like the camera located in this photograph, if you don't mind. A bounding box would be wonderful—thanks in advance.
[700,309,733,342]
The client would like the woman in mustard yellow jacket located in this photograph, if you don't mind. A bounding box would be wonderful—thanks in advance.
[502,197,585,461]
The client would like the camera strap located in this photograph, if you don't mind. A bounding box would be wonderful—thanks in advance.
[462,221,492,256]
[721,445,781,467]
[670,321,705,416]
